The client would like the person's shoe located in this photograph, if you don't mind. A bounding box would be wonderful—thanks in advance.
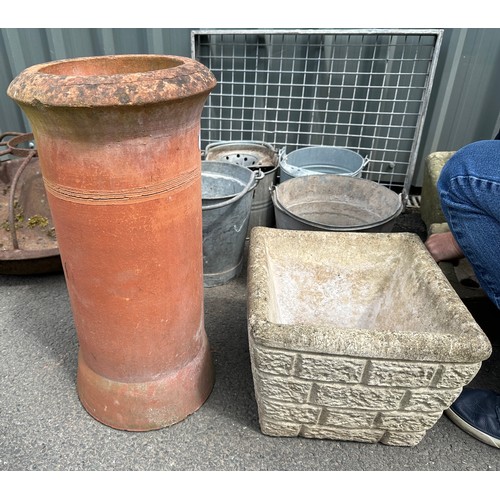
[445,388,500,448]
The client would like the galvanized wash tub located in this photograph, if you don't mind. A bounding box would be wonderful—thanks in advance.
[205,141,281,231]
[272,174,404,232]
[202,160,259,287]
[280,146,368,182]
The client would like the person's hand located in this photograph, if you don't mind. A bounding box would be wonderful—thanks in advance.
[424,231,465,263]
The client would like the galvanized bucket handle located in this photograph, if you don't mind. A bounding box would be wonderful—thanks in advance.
[279,162,308,177]
[205,140,277,157]
[277,147,286,167]
[203,169,263,210]
[361,155,370,171]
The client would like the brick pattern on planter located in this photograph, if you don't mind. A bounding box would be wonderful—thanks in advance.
[249,340,481,447]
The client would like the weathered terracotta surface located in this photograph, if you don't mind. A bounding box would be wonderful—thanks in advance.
[8,55,217,430]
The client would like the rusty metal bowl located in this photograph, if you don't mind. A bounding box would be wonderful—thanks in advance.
[0,132,62,274]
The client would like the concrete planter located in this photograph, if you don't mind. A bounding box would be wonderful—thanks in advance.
[420,151,455,230]
[247,228,491,446]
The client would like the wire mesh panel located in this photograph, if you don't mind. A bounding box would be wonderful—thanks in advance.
[192,29,443,193]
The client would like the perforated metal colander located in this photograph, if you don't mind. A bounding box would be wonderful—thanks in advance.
[204,141,279,169]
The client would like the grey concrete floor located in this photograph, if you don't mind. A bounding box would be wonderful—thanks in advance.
[1,208,499,471]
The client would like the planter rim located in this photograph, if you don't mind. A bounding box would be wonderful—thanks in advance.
[247,227,493,364]
[7,54,217,108]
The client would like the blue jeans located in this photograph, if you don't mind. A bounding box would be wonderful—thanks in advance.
[438,140,500,309]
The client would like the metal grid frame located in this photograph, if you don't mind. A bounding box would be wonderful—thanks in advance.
[192,29,443,194]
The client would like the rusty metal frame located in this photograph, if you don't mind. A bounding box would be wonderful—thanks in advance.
[0,132,61,274]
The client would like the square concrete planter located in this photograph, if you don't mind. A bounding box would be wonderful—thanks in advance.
[247,228,491,446]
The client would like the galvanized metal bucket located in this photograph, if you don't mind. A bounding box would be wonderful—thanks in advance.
[202,160,260,287]
[271,174,403,232]
[204,141,281,231]
[280,146,368,182]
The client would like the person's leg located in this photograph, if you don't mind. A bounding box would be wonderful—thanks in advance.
[437,139,500,308]
[437,139,500,448]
